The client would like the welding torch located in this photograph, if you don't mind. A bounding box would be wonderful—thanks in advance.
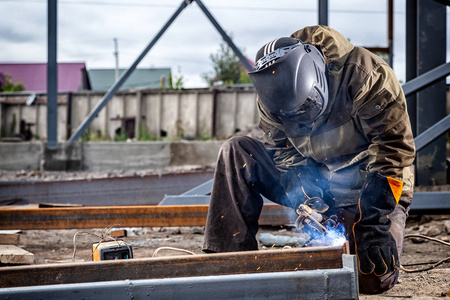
[295,204,328,235]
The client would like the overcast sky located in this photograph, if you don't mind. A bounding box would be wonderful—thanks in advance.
[0,0,449,88]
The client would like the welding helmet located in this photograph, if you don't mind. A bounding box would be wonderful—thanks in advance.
[249,37,328,123]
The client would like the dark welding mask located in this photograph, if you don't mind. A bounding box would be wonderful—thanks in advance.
[249,38,328,124]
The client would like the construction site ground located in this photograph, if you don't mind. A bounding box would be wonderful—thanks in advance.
[1,168,449,299]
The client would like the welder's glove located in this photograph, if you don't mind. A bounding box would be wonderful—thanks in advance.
[353,172,403,276]
[280,166,329,213]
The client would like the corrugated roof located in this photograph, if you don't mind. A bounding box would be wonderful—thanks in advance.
[88,68,171,91]
[0,62,90,92]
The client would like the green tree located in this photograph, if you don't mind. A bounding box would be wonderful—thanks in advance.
[173,75,184,90]
[203,40,250,86]
[169,67,184,90]
[0,73,24,92]
[239,70,251,84]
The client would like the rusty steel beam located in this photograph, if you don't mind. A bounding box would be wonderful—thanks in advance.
[0,244,349,288]
[0,204,297,230]
[0,255,359,299]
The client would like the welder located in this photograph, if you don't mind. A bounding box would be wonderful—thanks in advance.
[202,25,415,294]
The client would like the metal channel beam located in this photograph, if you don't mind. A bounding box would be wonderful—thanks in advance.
[181,178,213,195]
[194,0,253,72]
[161,192,450,214]
[0,204,296,230]
[0,245,348,288]
[161,194,274,205]
[47,0,57,149]
[0,256,357,299]
[68,1,189,142]
[0,255,358,299]
[410,192,450,214]
[402,62,450,97]
[1,192,445,231]
[0,172,214,206]
[414,114,450,151]
[0,205,208,230]
[160,195,211,205]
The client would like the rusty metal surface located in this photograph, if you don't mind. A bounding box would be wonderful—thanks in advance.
[0,171,214,206]
[0,255,359,299]
[0,204,297,230]
[0,244,348,288]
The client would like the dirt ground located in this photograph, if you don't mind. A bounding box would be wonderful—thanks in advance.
[1,167,449,299]
[10,214,449,299]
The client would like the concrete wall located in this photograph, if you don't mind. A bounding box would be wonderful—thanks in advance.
[0,142,43,170]
[0,141,223,171]
[0,95,69,141]
[3,86,447,143]
[0,87,258,142]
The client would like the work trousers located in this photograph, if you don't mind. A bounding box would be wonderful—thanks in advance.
[203,136,410,294]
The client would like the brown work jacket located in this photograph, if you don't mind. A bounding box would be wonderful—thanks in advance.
[257,25,415,207]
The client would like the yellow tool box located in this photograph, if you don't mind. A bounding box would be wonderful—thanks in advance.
[92,240,133,261]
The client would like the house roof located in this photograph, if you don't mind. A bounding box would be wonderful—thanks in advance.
[88,68,171,91]
[0,62,90,92]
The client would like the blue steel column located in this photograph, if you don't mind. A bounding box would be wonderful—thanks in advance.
[387,0,393,67]
[406,0,417,137]
[47,0,57,149]
[416,0,447,185]
[318,0,328,26]
[68,0,189,142]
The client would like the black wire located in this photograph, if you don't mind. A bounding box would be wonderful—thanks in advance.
[401,234,450,273]
[402,261,440,267]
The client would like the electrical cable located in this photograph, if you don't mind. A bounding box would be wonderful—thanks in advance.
[402,260,440,267]
[72,224,132,262]
[152,246,196,257]
[400,234,450,273]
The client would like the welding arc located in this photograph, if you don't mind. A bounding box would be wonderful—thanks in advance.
[400,234,450,273]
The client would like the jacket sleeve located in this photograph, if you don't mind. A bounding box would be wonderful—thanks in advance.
[257,98,306,173]
[353,62,415,198]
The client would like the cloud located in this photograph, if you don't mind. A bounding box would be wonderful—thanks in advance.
[0,2,46,45]
[0,0,448,87]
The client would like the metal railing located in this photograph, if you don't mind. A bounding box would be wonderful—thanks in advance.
[403,62,450,152]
